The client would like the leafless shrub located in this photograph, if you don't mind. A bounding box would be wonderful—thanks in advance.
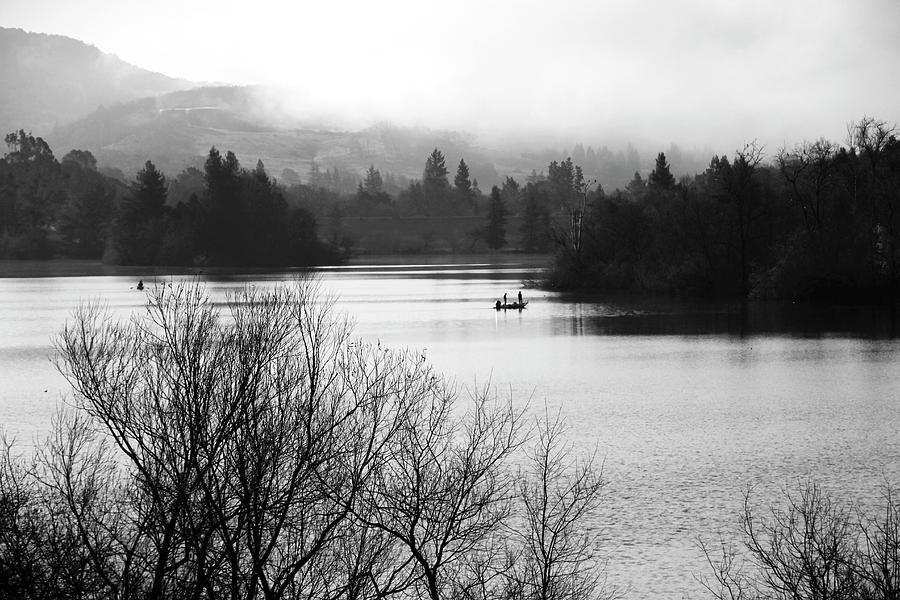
[699,481,900,600]
[508,408,616,600]
[0,277,616,600]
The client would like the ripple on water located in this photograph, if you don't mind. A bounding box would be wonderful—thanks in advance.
[2,267,900,600]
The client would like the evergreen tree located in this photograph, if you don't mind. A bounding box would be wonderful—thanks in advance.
[243,159,290,264]
[363,165,384,195]
[649,152,676,190]
[423,148,449,188]
[548,157,583,207]
[626,171,646,196]
[423,148,450,213]
[113,160,168,264]
[501,176,520,214]
[133,160,168,217]
[202,147,242,264]
[485,185,507,250]
[572,142,586,165]
[520,182,551,252]
[453,158,474,212]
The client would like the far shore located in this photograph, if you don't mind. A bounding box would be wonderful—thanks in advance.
[0,254,552,279]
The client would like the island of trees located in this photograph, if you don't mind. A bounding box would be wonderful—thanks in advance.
[1,116,899,301]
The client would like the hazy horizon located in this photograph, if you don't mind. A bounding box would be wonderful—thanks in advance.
[5,0,900,158]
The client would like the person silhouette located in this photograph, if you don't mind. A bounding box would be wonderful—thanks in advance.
[137,279,144,291]
[517,290,523,304]
[503,293,507,305]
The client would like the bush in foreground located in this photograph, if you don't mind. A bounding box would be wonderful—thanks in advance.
[0,279,612,600]
[699,481,900,600]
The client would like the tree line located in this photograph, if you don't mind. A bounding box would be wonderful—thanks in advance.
[544,117,900,301]
[0,131,337,266]
[5,116,900,300]
[289,148,581,255]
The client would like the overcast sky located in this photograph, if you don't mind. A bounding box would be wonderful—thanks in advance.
[6,0,900,154]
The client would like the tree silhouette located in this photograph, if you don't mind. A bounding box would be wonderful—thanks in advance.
[454,158,474,212]
[112,160,168,265]
[486,186,507,250]
[648,152,675,190]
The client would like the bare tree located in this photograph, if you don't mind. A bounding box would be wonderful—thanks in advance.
[52,278,486,600]
[510,408,614,600]
[777,139,839,236]
[358,385,524,600]
[15,278,613,600]
[1,426,118,600]
[857,484,900,600]
[846,116,900,294]
[709,141,767,293]
[699,482,862,600]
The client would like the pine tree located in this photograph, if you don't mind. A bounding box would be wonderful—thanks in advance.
[114,160,168,264]
[454,158,474,212]
[520,182,550,252]
[485,185,507,250]
[133,160,168,217]
[423,148,450,213]
[363,165,383,195]
[626,171,646,195]
[203,147,242,264]
[648,152,676,190]
[423,148,449,189]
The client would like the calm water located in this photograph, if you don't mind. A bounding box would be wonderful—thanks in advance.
[2,257,900,600]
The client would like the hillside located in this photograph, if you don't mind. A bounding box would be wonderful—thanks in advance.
[46,85,505,187]
[44,83,713,191]
[1,28,711,191]
[0,27,195,136]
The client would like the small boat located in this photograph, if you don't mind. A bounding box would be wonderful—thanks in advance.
[494,301,527,310]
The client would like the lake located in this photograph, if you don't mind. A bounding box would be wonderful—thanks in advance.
[2,256,900,600]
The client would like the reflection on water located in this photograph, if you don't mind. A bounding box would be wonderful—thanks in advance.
[2,256,900,600]
[552,298,899,338]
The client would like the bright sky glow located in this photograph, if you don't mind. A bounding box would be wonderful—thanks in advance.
[5,0,900,153]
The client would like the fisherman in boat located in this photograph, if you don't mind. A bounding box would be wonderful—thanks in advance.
[495,299,501,309]
[137,279,144,291]
[517,290,523,305]
[503,293,507,305]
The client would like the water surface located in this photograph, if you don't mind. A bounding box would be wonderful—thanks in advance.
[2,257,899,600]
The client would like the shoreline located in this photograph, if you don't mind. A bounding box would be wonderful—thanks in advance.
[0,253,553,279]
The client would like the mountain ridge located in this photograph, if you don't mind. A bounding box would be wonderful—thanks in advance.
[0,27,196,136]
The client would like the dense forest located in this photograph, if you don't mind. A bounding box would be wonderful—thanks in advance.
[2,116,899,301]
[0,131,336,266]
[545,117,900,301]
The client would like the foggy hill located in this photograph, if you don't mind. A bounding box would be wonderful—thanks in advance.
[0,27,195,136]
[47,83,698,192]
[47,85,504,188]
[2,27,713,190]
